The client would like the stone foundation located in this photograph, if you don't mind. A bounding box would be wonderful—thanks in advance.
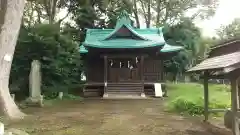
[25,95,43,107]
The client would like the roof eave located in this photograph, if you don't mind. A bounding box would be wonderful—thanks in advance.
[210,39,240,50]
[79,45,88,54]
[160,47,183,53]
[83,41,164,49]
[187,67,222,73]
[187,63,240,73]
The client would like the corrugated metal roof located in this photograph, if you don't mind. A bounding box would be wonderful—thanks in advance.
[210,39,240,50]
[188,51,240,72]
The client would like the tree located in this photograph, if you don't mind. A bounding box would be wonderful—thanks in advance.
[0,0,26,119]
[12,24,82,99]
[133,0,140,28]
[163,17,218,81]
[163,17,202,81]
[23,0,73,26]
[217,18,240,40]
[137,0,219,27]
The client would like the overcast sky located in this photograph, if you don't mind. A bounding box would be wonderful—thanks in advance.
[196,0,240,37]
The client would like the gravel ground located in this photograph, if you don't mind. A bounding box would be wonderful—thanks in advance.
[3,99,231,135]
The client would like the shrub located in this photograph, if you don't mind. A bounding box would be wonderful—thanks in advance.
[167,97,229,116]
[11,24,83,100]
[43,90,82,100]
[168,97,204,116]
[62,94,82,100]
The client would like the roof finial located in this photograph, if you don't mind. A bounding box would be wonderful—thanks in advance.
[118,10,130,19]
[115,10,131,28]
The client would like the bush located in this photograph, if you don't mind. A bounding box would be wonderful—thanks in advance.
[42,87,82,100]
[62,93,82,100]
[11,24,83,100]
[43,91,59,100]
[167,96,229,116]
[168,97,204,116]
[43,91,82,100]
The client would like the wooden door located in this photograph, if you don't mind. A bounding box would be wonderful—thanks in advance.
[108,58,140,82]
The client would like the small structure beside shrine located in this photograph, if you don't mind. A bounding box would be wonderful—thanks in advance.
[188,39,240,135]
[80,11,183,98]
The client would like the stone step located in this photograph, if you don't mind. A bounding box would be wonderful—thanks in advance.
[107,89,142,92]
[107,91,142,94]
[103,93,147,99]
[107,84,143,92]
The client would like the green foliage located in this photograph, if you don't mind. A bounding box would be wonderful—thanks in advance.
[11,23,82,98]
[62,93,82,100]
[163,18,202,80]
[66,0,133,42]
[217,18,240,40]
[165,83,230,116]
[44,91,82,100]
[163,18,217,81]
[169,97,204,115]
[43,91,59,100]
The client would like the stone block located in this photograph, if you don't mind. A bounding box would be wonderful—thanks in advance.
[0,122,4,135]
[25,95,44,107]
[58,92,63,100]
[5,128,29,135]
[224,110,240,129]
[140,93,146,98]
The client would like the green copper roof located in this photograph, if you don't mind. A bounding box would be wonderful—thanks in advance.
[79,45,88,54]
[115,11,132,28]
[102,12,148,41]
[80,43,183,54]
[103,25,148,41]
[160,44,183,52]
[82,11,166,49]
[80,11,183,53]
[83,39,164,48]
[83,28,166,48]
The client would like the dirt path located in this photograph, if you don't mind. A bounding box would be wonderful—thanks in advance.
[3,99,230,135]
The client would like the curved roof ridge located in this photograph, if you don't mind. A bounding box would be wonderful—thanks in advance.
[102,10,151,41]
[101,23,150,41]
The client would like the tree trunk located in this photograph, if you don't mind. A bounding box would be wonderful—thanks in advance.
[139,0,148,27]
[35,4,42,24]
[146,0,151,28]
[0,0,26,119]
[43,0,57,24]
[133,0,140,28]
[156,0,161,26]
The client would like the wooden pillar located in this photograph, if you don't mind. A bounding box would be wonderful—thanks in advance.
[104,56,108,94]
[203,71,209,122]
[230,77,240,135]
[140,55,145,95]
[238,81,240,109]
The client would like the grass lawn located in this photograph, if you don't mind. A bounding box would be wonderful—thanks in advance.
[0,83,231,135]
[165,83,231,116]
